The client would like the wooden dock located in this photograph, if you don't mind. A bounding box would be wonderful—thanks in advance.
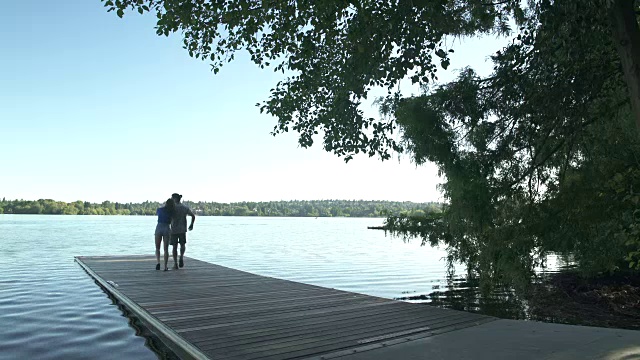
[75,255,495,360]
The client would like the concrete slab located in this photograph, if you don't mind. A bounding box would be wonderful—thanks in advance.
[340,319,640,360]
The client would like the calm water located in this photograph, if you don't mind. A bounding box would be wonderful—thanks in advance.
[0,215,558,359]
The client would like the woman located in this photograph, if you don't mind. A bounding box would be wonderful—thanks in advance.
[155,198,174,271]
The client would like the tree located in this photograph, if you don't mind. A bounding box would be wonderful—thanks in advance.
[381,0,640,286]
[610,0,640,131]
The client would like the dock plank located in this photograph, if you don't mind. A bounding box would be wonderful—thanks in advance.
[76,255,494,360]
[185,308,460,343]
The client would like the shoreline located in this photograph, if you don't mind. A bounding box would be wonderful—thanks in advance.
[0,213,388,219]
[526,270,640,330]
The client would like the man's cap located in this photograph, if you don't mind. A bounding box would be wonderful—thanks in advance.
[171,193,182,199]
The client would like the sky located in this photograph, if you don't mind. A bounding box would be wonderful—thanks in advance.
[0,1,507,204]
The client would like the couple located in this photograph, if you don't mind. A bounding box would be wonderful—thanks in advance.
[154,193,195,271]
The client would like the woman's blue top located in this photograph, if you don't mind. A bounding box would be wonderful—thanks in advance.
[157,207,172,224]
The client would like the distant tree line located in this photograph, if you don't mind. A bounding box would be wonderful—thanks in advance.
[0,198,441,218]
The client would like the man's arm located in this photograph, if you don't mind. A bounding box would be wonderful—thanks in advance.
[187,208,196,231]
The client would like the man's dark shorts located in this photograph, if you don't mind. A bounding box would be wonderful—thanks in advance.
[170,233,186,246]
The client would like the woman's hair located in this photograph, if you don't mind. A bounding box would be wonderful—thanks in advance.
[165,198,175,215]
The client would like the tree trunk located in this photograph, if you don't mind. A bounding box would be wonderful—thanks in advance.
[609,0,640,132]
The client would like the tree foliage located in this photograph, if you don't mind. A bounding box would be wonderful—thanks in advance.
[383,0,640,285]
[0,198,439,218]
[104,0,530,160]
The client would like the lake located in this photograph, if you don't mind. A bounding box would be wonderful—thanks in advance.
[0,215,560,359]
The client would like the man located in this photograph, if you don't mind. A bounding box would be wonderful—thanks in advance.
[170,193,195,269]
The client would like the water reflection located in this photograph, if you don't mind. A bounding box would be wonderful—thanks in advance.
[103,285,179,360]
[398,265,640,331]
[396,276,530,320]
[395,254,576,322]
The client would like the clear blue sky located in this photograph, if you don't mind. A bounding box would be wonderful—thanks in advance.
[0,0,505,204]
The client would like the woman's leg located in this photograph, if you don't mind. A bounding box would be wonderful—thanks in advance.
[154,234,162,269]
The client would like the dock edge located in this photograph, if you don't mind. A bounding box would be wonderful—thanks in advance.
[74,256,210,360]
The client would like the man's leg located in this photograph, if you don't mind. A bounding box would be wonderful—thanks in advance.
[171,234,179,269]
[179,233,186,268]
[172,244,179,269]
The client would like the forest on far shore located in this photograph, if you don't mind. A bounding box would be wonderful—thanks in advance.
[0,198,440,218]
